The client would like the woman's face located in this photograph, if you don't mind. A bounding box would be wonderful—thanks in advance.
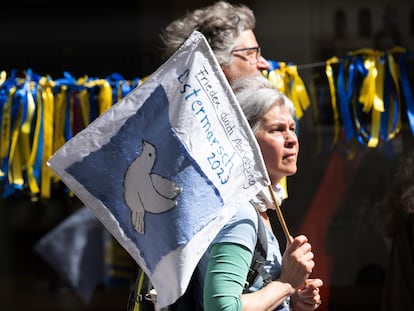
[221,29,270,84]
[255,104,299,184]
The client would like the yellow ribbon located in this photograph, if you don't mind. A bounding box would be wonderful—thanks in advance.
[348,48,380,57]
[285,64,310,119]
[280,176,288,199]
[267,62,310,119]
[39,77,55,198]
[366,57,385,148]
[0,87,15,178]
[325,57,341,144]
[358,57,375,112]
[8,86,24,187]
[350,48,384,147]
[0,71,6,86]
[84,79,113,115]
[53,86,68,154]
[99,80,113,114]
[23,84,39,195]
[267,65,287,94]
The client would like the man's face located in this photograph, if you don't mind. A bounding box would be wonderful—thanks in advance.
[221,29,270,84]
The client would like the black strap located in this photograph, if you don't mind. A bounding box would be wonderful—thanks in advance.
[128,269,155,311]
[243,209,272,292]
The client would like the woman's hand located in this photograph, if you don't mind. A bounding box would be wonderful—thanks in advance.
[279,235,314,289]
[291,278,323,310]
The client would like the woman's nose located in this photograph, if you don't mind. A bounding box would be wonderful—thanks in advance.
[285,131,298,146]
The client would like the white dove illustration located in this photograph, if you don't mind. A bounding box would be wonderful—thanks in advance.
[123,140,181,234]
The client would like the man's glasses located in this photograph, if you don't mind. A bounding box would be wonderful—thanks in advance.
[231,46,261,65]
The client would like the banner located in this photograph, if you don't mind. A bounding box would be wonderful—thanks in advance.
[34,206,105,303]
[47,31,270,308]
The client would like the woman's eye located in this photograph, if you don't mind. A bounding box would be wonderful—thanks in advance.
[271,128,283,133]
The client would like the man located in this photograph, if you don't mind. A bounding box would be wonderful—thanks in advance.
[160,1,270,84]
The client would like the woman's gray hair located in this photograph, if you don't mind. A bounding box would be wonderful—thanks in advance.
[232,76,296,133]
[160,1,255,64]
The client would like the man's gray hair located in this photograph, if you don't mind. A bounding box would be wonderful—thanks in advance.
[160,1,255,65]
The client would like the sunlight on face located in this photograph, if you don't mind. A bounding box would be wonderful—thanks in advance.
[221,30,270,84]
[255,105,299,184]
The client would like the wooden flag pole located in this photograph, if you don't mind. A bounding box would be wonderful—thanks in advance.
[268,185,294,244]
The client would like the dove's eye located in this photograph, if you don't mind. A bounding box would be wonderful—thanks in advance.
[148,153,153,157]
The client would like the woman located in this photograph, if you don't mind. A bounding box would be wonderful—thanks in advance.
[201,76,323,311]
[136,3,322,310]
[160,1,270,84]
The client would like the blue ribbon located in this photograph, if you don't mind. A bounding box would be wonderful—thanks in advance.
[353,56,372,146]
[267,60,280,71]
[32,82,44,190]
[0,71,17,184]
[381,54,392,141]
[336,56,358,143]
[399,51,414,135]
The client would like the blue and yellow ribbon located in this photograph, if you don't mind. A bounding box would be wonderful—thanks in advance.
[0,54,413,199]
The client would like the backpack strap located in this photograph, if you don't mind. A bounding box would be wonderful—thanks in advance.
[128,268,155,311]
[243,209,272,292]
